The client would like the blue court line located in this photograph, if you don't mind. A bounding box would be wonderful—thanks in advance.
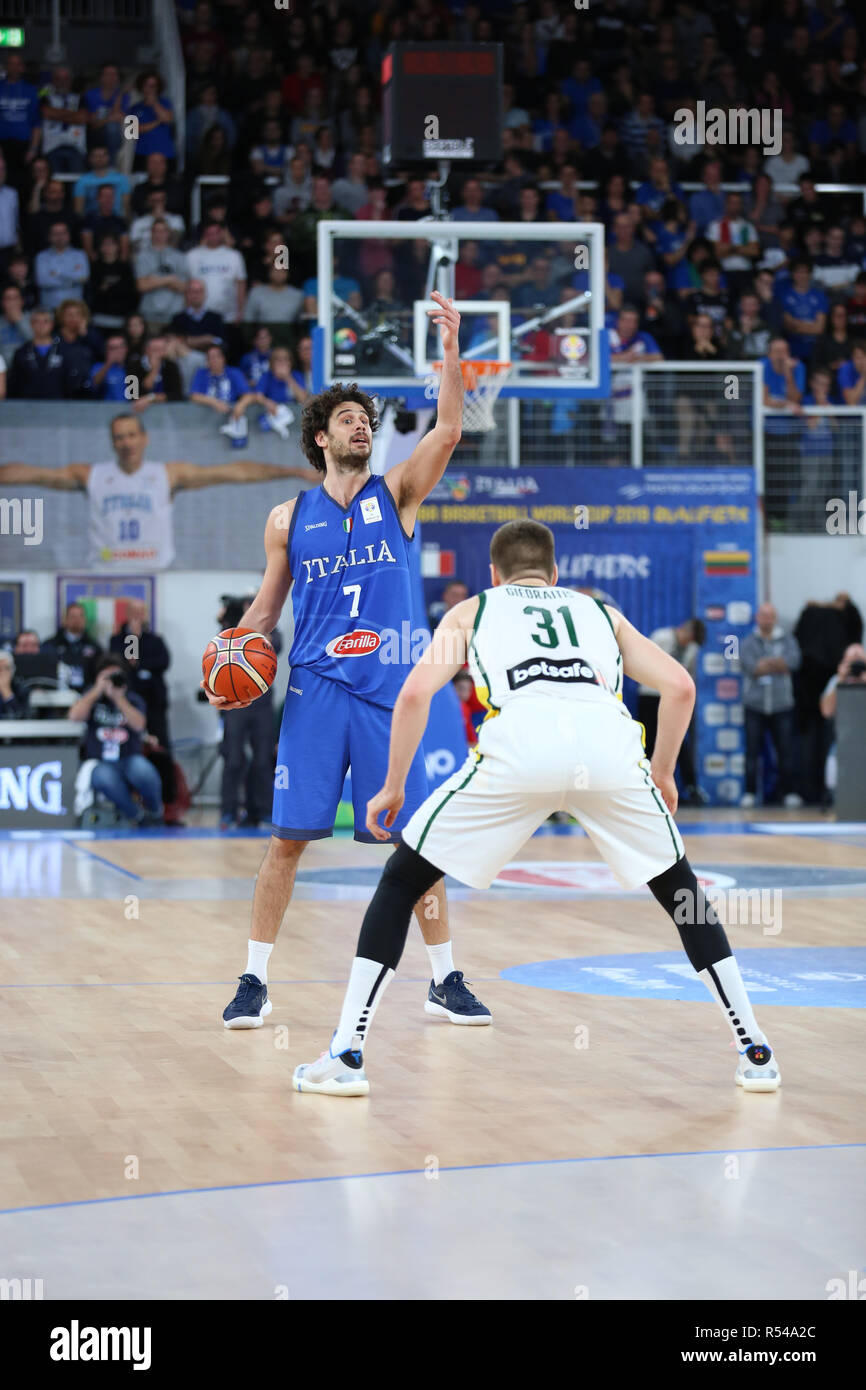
[1,822,862,843]
[1,1142,862,1219]
[64,841,142,881]
[0,977,502,989]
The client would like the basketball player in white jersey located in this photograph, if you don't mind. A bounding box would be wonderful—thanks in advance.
[0,414,316,570]
[295,519,781,1097]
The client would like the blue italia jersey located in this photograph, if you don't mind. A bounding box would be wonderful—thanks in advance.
[287,473,418,707]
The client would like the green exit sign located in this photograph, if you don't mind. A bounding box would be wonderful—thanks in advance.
[0,29,24,47]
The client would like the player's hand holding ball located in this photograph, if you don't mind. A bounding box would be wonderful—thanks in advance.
[201,627,277,711]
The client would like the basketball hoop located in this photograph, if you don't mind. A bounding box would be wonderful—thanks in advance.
[432,359,512,433]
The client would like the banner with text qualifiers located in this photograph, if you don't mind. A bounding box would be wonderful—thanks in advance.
[419,468,757,806]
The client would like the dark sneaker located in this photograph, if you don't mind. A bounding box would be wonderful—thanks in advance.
[424,970,491,1025]
[223,973,273,1029]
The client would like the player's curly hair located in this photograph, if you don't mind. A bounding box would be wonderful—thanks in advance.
[300,384,379,473]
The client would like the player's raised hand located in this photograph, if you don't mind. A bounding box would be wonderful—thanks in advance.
[366,784,405,841]
[428,290,460,355]
[199,679,253,712]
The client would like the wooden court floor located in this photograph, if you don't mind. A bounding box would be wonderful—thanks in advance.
[1,814,864,1298]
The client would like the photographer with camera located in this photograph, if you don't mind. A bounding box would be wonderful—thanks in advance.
[819,644,866,718]
[68,654,164,827]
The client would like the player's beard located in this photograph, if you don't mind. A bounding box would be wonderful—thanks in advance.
[329,437,372,472]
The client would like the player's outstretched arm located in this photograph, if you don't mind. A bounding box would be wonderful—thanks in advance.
[199,502,294,711]
[366,600,474,840]
[385,291,463,529]
[166,460,318,493]
[0,462,90,490]
[608,606,695,812]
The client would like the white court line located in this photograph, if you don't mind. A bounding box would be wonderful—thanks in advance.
[751,822,866,836]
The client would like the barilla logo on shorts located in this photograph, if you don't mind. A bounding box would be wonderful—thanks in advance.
[326,630,381,658]
[507,657,600,691]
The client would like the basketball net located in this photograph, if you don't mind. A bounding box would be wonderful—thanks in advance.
[432,359,513,433]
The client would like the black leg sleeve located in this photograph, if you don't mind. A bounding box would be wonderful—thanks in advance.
[647,856,733,973]
[356,841,445,971]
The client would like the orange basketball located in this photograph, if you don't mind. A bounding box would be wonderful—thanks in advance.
[202,627,278,703]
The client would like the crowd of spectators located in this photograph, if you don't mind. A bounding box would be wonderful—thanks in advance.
[2,1,866,468]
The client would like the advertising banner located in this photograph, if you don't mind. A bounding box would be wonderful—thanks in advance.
[418,467,758,805]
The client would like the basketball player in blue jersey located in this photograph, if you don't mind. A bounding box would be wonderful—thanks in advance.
[204,292,492,1029]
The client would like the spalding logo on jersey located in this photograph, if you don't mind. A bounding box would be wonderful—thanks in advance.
[325,630,382,658]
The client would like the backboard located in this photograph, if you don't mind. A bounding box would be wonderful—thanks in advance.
[312,220,609,408]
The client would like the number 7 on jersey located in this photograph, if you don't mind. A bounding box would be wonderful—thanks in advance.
[343,584,361,618]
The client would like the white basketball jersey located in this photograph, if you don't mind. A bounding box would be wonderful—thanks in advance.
[87,461,174,570]
[468,585,624,716]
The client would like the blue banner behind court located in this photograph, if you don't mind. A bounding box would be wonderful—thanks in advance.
[418,467,758,805]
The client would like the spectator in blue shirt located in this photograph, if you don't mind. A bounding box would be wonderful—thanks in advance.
[83,63,129,160]
[532,92,569,153]
[451,176,499,224]
[545,164,579,222]
[560,59,602,118]
[688,159,726,235]
[90,333,131,401]
[240,326,273,388]
[34,221,89,310]
[799,365,837,522]
[190,343,247,411]
[128,71,176,167]
[0,283,30,354]
[186,83,237,165]
[808,101,857,159]
[225,345,309,441]
[838,342,866,407]
[0,53,41,186]
[570,91,607,151]
[619,92,666,163]
[73,146,130,219]
[780,259,828,363]
[635,157,686,222]
[652,198,695,292]
[762,336,805,434]
[763,334,806,525]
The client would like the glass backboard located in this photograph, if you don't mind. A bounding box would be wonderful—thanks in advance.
[313,220,608,403]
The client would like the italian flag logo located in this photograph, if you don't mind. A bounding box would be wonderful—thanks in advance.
[343,518,353,533]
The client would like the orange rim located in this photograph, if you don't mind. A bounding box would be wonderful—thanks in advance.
[432,359,512,391]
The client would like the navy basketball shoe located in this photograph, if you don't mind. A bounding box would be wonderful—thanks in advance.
[425,971,491,1025]
[223,974,273,1029]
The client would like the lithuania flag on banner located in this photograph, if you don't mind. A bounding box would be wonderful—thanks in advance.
[702,550,751,576]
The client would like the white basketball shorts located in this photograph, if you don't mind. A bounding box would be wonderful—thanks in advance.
[402,696,684,891]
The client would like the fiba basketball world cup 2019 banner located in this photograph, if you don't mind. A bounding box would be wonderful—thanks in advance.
[416,467,758,807]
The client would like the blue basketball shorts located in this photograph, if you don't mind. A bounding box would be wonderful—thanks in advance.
[271,667,429,843]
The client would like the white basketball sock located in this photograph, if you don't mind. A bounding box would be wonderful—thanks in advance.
[331,956,395,1056]
[699,956,767,1050]
[426,940,455,985]
[245,940,273,986]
